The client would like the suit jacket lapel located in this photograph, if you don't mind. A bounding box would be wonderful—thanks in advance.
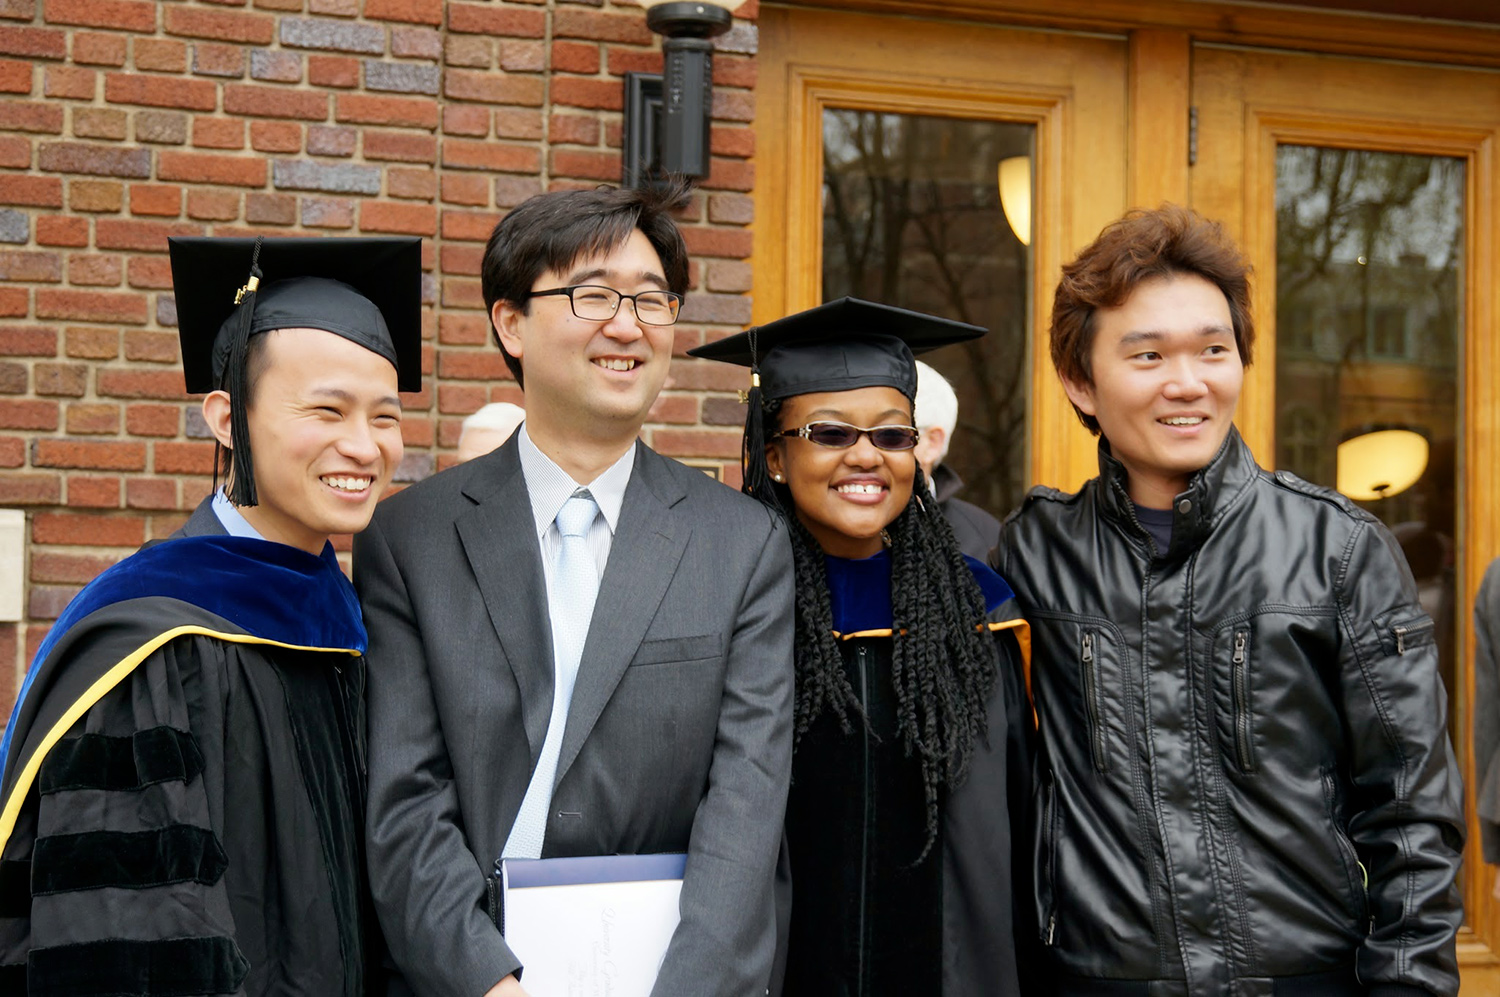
[175,496,227,539]
[455,442,555,764]
[555,446,689,783]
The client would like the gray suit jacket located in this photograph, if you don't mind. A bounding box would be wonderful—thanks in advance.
[355,438,795,997]
[153,494,227,542]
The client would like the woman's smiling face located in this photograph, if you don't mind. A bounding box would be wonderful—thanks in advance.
[767,385,917,559]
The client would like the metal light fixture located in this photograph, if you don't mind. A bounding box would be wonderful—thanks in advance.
[1336,427,1429,501]
[624,1,749,187]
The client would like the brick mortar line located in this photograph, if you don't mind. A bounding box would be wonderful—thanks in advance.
[541,1,554,190]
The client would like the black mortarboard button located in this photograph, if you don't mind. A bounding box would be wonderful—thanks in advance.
[168,235,423,506]
[688,297,985,402]
[687,297,986,507]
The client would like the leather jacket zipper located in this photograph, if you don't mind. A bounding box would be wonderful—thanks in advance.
[1231,631,1255,772]
[1080,631,1109,772]
[1389,617,1434,655]
[1042,772,1058,946]
[856,644,872,993]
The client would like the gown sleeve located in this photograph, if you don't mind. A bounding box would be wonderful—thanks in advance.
[6,636,250,996]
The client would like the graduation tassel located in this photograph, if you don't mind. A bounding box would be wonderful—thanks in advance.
[741,371,774,503]
[739,327,783,512]
[222,237,264,507]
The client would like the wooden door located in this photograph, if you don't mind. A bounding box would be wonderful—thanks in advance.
[754,5,1129,497]
[1192,44,1500,987]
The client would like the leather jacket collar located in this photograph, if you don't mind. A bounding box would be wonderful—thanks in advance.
[1096,425,1259,557]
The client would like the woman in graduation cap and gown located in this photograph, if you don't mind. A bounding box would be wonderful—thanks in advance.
[690,299,1035,997]
[0,237,421,996]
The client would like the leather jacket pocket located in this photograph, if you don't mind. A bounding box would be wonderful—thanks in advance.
[1210,624,1258,774]
[1229,628,1256,773]
[1376,614,1436,657]
[1080,630,1109,773]
[1321,768,1370,928]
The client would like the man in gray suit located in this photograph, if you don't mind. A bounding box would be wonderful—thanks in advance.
[355,184,795,997]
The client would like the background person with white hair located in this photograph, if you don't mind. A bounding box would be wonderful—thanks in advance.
[457,401,525,462]
[914,360,1002,561]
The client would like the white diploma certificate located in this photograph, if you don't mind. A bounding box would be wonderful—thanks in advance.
[501,853,686,997]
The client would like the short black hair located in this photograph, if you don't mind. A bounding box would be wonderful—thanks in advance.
[480,180,693,387]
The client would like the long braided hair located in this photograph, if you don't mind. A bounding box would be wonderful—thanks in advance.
[751,397,1001,858]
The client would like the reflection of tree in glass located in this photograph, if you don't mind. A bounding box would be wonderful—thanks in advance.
[1274,146,1462,507]
[821,109,1032,517]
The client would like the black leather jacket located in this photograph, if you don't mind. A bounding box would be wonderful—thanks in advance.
[995,429,1463,997]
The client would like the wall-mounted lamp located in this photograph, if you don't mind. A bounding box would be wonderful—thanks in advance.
[1336,427,1429,501]
[998,155,1032,247]
[623,1,748,188]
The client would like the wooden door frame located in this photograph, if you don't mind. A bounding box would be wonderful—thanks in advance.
[780,0,1500,69]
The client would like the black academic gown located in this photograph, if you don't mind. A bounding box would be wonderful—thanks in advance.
[0,498,370,997]
[782,551,1032,997]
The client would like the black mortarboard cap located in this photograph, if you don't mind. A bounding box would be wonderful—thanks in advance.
[688,297,985,402]
[687,297,986,506]
[168,235,423,506]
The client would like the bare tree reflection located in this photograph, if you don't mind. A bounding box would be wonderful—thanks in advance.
[822,110,1033,517]
[1275,146,1460,524]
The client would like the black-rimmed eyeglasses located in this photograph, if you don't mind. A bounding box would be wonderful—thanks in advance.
[780,421,920,451]
[531,284,682,326]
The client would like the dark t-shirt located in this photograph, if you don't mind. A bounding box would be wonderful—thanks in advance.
[1133,503,1174,554]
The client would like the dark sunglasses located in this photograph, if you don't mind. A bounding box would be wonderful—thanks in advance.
[779,420,920,451]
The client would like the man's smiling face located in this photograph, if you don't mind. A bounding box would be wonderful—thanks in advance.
[1063,272,1244,508]
[493,228,674,443]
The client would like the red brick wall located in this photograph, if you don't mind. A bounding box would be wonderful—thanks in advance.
[0,0,760,709]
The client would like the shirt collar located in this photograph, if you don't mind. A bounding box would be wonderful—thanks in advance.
[516,423,636,538]
[211,489,266,540]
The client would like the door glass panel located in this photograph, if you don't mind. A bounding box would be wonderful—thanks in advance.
[821,109,1033,518]
[1274,146,1464,738]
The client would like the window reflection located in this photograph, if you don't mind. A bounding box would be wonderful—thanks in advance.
[1274,145,1463,737]
[821,109,1033,518]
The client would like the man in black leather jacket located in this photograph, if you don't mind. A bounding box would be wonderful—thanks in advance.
[994,206,1464,996]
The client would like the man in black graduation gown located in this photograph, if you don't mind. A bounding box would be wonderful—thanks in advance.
[0,237,421,996]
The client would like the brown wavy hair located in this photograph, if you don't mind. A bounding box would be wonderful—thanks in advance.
[1051,204,1255,434]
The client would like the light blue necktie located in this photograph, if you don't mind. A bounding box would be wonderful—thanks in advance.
[504,492,601,859]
